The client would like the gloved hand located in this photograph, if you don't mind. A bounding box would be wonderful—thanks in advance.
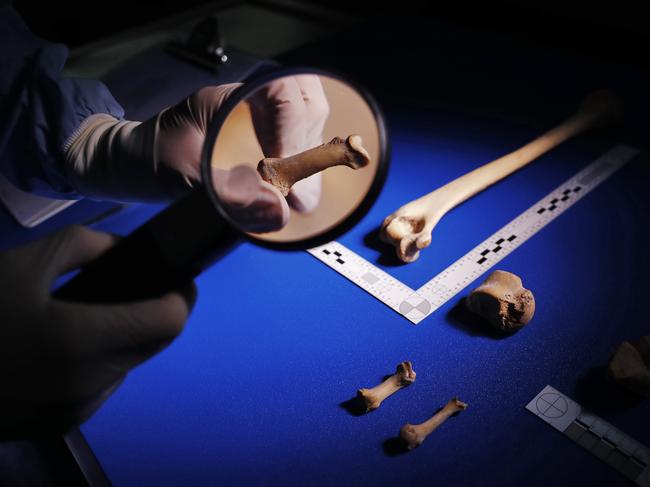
[250,75,329,213]
[64,75,329,220]
[0,226,196,438]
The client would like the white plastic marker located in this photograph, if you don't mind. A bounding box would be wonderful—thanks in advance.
[309,145,640,324]
[526,385,650,486]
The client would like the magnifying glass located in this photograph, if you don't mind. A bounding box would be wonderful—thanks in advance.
[55,67,389,303]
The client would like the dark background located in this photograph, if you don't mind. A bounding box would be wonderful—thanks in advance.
[14,0,650,70]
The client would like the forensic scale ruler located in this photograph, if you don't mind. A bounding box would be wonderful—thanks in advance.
[527,386,650,486]
[309,145,640,324]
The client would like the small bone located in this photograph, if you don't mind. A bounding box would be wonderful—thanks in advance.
[465,270,535,332]
[380,91,623,263]
[399,397,468,450]
[607,336,650,397]
[357,361,416,412]
[257,135,370,196]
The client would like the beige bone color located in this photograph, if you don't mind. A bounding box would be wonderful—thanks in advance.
[399,397,468,450]
[257,135,370,196]
[465,270,535,332]
[381,91,623,263]
[357,361,416,412]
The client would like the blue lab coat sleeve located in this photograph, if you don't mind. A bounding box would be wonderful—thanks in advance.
[0,4,124,197]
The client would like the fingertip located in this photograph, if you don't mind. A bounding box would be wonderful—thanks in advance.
[46,226,118,278]
[174,281,198,312]
[259,181,290,231]
[275,192,290,230]
[221,165,261,207]
[152,291,193,339]
[62,225,117,251]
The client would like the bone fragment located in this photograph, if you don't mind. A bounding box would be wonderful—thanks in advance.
[465,270,535,332]
[257,135,370,196]
[357,361,416,412]
[607,336,650,397]
[381,91,623,263]
[399,397,468,450]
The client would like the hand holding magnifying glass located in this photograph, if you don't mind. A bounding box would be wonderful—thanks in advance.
[57,68,387,304]
[156,75,369,233]
[65,76,332,233]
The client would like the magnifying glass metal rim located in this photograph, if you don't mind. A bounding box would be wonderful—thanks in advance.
[200,65,390,251]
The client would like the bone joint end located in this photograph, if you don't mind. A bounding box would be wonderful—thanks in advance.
[357,361,416,412]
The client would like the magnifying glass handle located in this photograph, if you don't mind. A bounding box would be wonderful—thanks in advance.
[54,189,238,303]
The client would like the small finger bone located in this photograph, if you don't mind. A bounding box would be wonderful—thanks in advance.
[257,135,370,196]
[607,336,650,397]
[357,361,416,412]
[465,270,535,332]
[399,397,468,450]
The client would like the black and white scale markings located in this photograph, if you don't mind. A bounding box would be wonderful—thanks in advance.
[308,145,640,324]
[527,386,650,486]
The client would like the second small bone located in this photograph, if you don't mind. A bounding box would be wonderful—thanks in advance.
[399,397,468,450]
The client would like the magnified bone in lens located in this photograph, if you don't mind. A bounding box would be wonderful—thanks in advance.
[257,135,370,196]
[209,73,382,243]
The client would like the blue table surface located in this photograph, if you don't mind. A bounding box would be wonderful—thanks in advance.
[2,17,649,487]
[79,109,649,487]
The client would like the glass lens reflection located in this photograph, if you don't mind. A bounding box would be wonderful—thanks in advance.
[210,74,381,242]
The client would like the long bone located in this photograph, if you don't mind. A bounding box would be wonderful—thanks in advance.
[381,91,623,263]
[257,135,370,196]
[399,397,468,450]
[357,361,416,412]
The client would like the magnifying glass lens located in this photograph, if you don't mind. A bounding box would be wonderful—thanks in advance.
[208,74,382,243]
[54,69,387,304]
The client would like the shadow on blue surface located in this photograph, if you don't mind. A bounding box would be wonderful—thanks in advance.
[444,299,512,340]
[362,225,406,267]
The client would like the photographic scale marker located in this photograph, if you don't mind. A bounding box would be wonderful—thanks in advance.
[308,144,640,324]
[527,386,650,486]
